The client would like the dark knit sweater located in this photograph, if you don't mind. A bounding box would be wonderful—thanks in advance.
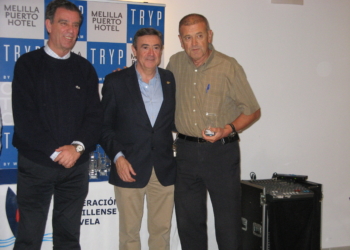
[12,47,103,168]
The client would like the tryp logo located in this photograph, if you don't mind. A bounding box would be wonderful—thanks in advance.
[0,126,18,169]
[0,38,43,82]
[127,5,165,45]
[87,42,126,83]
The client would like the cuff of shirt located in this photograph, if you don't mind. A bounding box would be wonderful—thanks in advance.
[71,141,85,150]
[50,151,61,161]
[114,151,125,164]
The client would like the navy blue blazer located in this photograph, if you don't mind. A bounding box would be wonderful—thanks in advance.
[100,65,176,188]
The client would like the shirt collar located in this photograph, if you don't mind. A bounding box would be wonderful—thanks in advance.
[134,62,160,84]
[44,43,71,59]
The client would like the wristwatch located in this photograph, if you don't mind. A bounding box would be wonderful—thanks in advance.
[72,144,85,155]
[227,123,237,137]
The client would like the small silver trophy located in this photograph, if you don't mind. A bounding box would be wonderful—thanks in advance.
[204,113,217,136]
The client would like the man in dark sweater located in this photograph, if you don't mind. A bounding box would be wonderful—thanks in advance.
[11,0,102,249]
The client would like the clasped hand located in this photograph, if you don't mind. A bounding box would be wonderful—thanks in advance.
[202,126,231,143]
[54,145,80,168]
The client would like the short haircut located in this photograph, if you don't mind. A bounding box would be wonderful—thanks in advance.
[132,28,163,50]
[179,14,211,33]
[45,0,82,24]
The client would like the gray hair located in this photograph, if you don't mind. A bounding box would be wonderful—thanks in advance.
[179,13,211,33]
[45,0,82,24]
[132,28,163,50]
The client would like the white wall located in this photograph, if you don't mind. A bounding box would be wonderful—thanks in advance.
[120,0,350,248]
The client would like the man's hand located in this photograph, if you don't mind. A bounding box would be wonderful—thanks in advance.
[202,126,231,143]
[116,156,136,182]
[54,145,80,168]
[202,109,261,143]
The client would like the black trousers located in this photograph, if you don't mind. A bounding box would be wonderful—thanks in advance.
[14,154,89,250]
[175,139,242,250]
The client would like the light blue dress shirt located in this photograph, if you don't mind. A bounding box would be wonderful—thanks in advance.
[114,64,163,163]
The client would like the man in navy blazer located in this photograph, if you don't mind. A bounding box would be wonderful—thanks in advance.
[100,28,176,250]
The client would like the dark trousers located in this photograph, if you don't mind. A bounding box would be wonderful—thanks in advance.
[14,154,89,250]
[175,139,242,250]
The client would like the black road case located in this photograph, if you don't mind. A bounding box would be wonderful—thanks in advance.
[241,179,322,250]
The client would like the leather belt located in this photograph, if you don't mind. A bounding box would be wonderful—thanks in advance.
[177,133,239,144]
